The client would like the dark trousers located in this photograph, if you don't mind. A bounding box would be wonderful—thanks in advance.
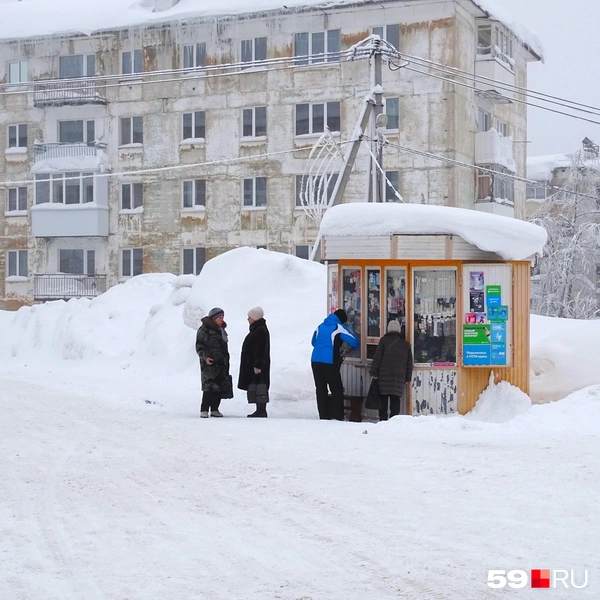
[311,362,344,420]
[379,394,400,421]
[201,391,222,412]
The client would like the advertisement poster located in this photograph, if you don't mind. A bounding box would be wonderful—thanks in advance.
[469,291,485,312]
[463,345,491,365]
[465,313,477,324]
[491,322,506,343]
[491,344,507,365]
[463,324,490,344]
[488,305,508,321]
[470,271,485,291]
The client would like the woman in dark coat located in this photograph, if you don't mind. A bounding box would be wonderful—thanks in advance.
[238,306,271,418]
[195,307,232,418]
[370,319,413,421]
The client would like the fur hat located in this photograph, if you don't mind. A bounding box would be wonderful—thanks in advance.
[334,309,348,324]
[387,320,401,333]
[248,306,264,321]
[208,307,225,320]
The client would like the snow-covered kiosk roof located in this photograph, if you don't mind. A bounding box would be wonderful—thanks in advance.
[319,203,547,261]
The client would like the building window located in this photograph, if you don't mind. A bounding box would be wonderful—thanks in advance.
[241,37,267,65]
[7,250,27,277]
[385,97,399,130]
[242,107,267,138]
[8,59,28,83]
[295,102,340,135]
[372,25,400,50]
[183,43,206,69]
[496,121,509,137]
[59,54,95,78]
[121,183,143,210]
[477,164,514,205]
[294,30,340,65]
[477,108,491,133]
[182,111,205,140]
[122,50,143,75]
[385,171,400,202]
[35,173,94,204]
[296,174,338,207]
[59,249,95,275]
[122,248,143,278]
[596,265,600,288]
[7,187,27,212]
[182,179,206,208]
[59,120,95,144]
[183,247,206,275]
[8,124,27,149]
[477,24,514,68]
[295,245,310,260]
[243,177,267,208]
[120,116,143,145]
[526,183,547,200]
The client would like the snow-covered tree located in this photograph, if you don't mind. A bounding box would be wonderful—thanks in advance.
[529,142,600,319]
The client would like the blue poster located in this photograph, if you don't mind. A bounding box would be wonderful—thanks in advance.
[491,322,506,343]
[488,305,508,321]
[491,343,507,365]
[486,295,501,307]
[463,345,491,365]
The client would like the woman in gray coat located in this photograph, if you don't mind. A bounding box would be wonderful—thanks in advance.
[370,320,413,420]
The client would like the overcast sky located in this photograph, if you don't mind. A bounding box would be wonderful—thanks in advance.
[496,0,600,157]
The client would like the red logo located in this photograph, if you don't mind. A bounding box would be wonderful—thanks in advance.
[531,570,551,588]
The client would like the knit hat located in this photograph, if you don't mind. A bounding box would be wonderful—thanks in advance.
[387,320,401,333]
[208,307,225,320]
[248,306,264,320]
[334,309,348,324]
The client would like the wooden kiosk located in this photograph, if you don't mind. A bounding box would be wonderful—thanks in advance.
[317,203,547,417]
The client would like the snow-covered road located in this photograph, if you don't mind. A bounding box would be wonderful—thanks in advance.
[1,369,598,599]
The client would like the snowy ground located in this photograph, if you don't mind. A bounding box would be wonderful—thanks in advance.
[1,249,599,598]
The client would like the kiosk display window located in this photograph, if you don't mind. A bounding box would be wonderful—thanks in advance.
[386,268,406,337]
[413,269,457,365]
[328,266,339,314]
[342,268,361,358]
[366,268,381,338]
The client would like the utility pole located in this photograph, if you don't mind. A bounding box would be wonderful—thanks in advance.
[370,36,386,203]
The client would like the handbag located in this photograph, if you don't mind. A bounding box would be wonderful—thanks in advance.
[247,381,269,404]
[365,378,381,410]
[221,374,234,399]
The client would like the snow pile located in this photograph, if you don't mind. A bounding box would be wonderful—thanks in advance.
[530,314,600,403]
[466,373,531,422]
[527,153,572,182]
[319,203,547,260]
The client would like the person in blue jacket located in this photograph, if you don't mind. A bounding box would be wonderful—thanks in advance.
[311,308,359,420]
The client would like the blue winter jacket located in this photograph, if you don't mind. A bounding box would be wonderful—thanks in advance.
[311,313,359,365]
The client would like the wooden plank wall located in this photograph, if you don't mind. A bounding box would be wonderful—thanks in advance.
[457,262,530,413]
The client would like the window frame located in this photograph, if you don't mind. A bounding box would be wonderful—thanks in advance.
[295,102,341,136]
[477,108,492,133]
[241,36,267,65]
[294,30,341,65]
[182,111,206,141]
[59,54,95,79]
[8,59,28,84]
[34,172,94,205]
[242,176,267,208]
[384,97,400,130]
[7,249,28,278]
[182,179,206,209]
[182,43,206,69]
[385,171,400,202]
[120,116,143,145]
[58,119,95,144]
[8,123,27,149]
[121,49,143,75]
[182,247,206,275]
[372,25,400,50]
[121,248,143,278]
[476,164,515,205]
[58,249,95,275]
[121,182,144,210]
[242,106,267,139]
[7,186,28,212]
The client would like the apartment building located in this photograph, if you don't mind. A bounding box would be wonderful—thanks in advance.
[0,0,542,309]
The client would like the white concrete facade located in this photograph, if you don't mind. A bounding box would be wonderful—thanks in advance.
[0,0,541,308]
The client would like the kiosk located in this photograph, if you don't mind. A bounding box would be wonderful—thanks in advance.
[317,203,547,417]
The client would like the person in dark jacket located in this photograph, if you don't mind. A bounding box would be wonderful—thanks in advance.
[238,306,271,418]
[311,308,359,420]
[370,319,413,421]
[195,307,232,418]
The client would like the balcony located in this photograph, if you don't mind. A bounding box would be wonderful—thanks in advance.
[31,203,109,237]
[34,274,107,301]
[33,79,106,107]
[474,129,515,172]
[474,57,514,102]
[34,142,105,164]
